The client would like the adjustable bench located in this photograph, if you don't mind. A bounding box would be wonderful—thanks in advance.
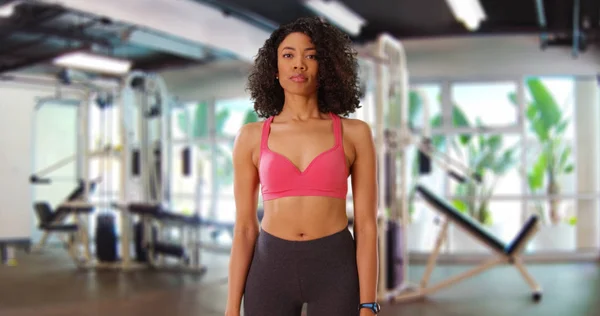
[33,202,94,265]
[392,184,543,302]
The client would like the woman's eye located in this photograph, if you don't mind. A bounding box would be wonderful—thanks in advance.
[283,53,292,58]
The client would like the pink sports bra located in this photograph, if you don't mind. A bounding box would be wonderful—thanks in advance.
[259,112,348,201]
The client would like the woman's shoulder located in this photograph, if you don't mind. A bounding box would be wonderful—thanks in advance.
[339,117,372,139]
[237,121,265,141]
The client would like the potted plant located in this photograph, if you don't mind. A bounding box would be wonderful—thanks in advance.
[508,78,576,251]
[449,130,519,253]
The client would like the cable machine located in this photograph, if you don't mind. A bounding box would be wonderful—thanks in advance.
[359,33,543,304]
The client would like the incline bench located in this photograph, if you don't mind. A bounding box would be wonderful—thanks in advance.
[392,184,543,303]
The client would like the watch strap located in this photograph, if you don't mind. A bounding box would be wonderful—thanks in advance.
[358,302,380,314]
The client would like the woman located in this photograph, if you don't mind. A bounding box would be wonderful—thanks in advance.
[225,17,379,316]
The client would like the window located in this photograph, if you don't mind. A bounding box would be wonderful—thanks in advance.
[171,102,198,141]
[523,77,575,139]
[174,102,210,141]
[447,133,522,196]
[522,77,576,198]
[215,98,260,138]
[451,81,518,128]
[409,84,442,131]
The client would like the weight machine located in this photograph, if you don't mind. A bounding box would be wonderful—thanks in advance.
[28,70,205,273]
[118,71,206,274]
[358,33,543,303]
[28,74,121,268]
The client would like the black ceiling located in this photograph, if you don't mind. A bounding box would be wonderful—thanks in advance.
[197,0,600,48]
[0,1,234,76]
[1,0,599,77]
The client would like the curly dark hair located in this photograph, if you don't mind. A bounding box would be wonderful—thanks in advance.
[247,16,362,118]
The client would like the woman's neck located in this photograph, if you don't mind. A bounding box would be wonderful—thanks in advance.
[280,93,321,121]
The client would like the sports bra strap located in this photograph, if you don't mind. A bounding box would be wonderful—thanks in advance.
[261,116,274,149]
[330,112,343,146]
[262,114,341,149]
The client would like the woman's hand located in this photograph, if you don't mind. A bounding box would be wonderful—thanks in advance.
[224,306,240,316]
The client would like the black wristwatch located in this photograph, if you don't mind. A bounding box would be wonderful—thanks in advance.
[358,302,381,314]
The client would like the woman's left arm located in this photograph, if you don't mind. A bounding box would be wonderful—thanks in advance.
[349,120,379,309]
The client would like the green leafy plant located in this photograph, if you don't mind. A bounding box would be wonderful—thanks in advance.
[408,88,518,225]
[508,78,575,225]
[451,130,519,225]
[405,90,464,222]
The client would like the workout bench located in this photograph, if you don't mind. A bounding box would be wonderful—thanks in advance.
[391,184,543,303]
[128,203,206,274]
[33,202,93,265]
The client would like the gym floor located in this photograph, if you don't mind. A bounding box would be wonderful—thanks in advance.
[0,249,598,316]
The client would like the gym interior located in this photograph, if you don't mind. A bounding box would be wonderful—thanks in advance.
[1,0,599,315]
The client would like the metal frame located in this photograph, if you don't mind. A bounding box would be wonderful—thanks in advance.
[358,33,548,304]
[391,215,541,302]
[24,74,116,266]
[408,74,599,259]
[120,72,206,274]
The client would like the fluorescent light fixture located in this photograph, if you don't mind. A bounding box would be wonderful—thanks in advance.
[0,1,21,18]
[53,52,132,75]
[303,0,366,36]
[127,29,206,60]
[445,0,487,31]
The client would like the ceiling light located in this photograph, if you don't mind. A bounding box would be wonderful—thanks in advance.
[53,52,132,75]
[445,0,487,31]
[0,1,21,18]
[303,0,366,36]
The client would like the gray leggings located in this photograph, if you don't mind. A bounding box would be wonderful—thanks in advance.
[243,227,360,316]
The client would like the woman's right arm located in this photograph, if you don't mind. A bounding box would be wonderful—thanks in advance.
[225,123,261,315]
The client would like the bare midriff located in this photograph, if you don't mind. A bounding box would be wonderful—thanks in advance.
[260,195,349,241]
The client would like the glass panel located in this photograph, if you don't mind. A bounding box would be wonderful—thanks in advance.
[524,199,577,253]
[192,143,214,218]
[215,98,260,138]
[355,88,376,126]
[448,201,522,253]
[171,102,198,141]
[523,77,575,139]
[447,133,522,195]
[409,84,442,131]
[522,77,576,206]
[446,133,521,229]
[451,81,518,127]
[172,102,211,141]
[406,136,447,252]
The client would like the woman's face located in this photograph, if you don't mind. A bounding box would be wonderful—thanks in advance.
[276,32,319,97]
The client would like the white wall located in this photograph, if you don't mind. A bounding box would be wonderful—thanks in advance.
[403,35,600,80]
[159,35,600,102]
[160,60,252,102]
[32,102,79,243]
[0,81,81,243]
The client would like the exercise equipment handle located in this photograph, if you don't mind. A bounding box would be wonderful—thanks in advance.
[30,175,51,184]
[448,170,483,184]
